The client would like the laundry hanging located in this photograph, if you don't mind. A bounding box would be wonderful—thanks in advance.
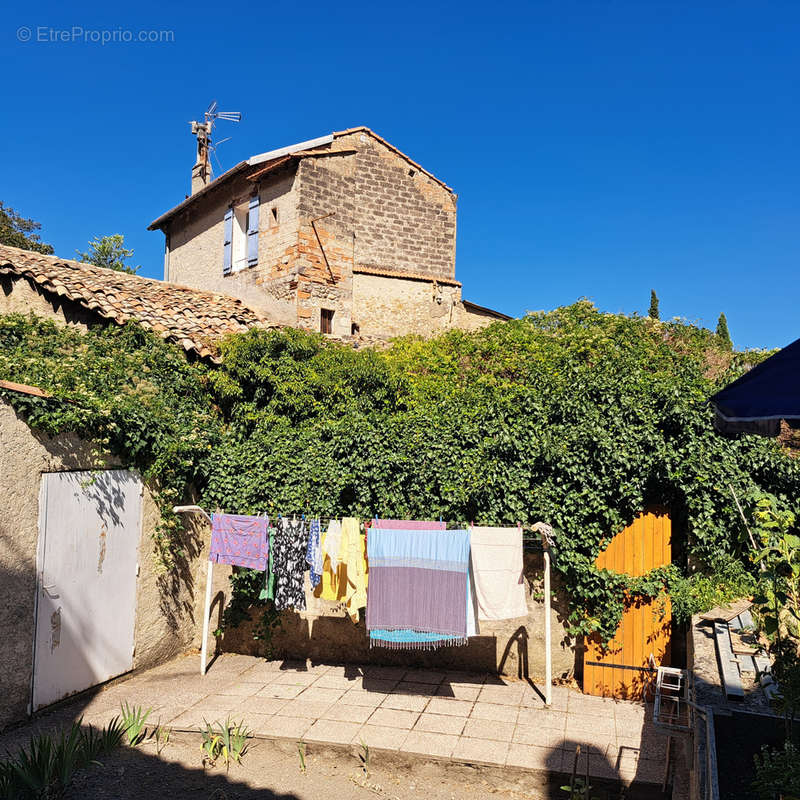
[469,526,528,620]
[372,519,447,530]
[272,517,310,611]
[209,513,268,571]
[366,526,470,649]
[306,519,323,588]
[314,517,367,622]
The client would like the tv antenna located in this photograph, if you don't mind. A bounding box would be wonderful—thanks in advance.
[189,100,242,191]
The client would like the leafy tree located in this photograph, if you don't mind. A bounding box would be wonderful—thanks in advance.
[648,289,660,320]
[0,202,54,254]
[716,312,733,349]
[77,234,141,274]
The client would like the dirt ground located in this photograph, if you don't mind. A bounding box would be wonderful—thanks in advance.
[62,733,552,800]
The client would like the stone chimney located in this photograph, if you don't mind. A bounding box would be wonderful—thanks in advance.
[190,120,212,195]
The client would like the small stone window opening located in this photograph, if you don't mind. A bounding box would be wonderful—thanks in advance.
[271,207,279,225]
[320,308,334,335]
[408,168,415,177]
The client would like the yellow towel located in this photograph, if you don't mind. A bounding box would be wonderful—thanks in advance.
[314,518,368,622]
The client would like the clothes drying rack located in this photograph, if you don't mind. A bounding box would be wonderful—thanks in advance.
[173,505,554,705]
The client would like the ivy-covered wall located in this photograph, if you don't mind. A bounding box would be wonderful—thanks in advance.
[0,301,794,647]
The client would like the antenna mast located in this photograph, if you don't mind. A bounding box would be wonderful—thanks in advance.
[189,101,242,195]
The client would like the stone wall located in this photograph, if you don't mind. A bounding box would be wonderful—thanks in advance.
[336,130,457,280]
[352,272,461,338]
[219,551,575,681]
[0,401,204,730]
[0,275,95,329]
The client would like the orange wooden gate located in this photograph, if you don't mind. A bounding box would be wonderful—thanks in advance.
[582,507,672,699]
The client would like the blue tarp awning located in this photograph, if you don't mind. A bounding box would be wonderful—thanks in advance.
[711,338,800,435]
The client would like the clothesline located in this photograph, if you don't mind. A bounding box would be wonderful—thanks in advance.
[173,505,554,705]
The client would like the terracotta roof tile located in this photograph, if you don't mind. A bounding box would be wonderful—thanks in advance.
[0,244,275,362]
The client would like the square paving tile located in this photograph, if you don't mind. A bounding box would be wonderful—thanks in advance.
[452,736,509,766]
[513,722,566,748]
[244,697,289,716]
[402,731,458,758]
[424,698,474,717]
[312,674,361,690]
[470,702,519,723]
[506,743,564,771]
[261,715,314,739]
[462,718,516,742]
[402,669,446,685]
[435,683,481,701]
[443,671,487,686]
[518,708,567,731]
[216,682,264,698]
[272,671,318,686]
[362,665,407,680]
[256,684,305,700]
[392,681,438,696]
[414,713,467,735]
[477,685,525,705]
[341,690,386,708]
[280,700,334,719]
[297,687,346,704]
[367,708,420,729]
[381,693,430,712]
[355,724,409,750]
[360,678,400,693]
[304,719,363,745]
[321,704,375,724]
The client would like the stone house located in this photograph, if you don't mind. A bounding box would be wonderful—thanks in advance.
[148,127,510,339]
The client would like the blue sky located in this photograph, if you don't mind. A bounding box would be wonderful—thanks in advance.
[3,1,798,349]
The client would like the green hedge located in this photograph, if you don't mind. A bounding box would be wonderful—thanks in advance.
[0,301,794,639]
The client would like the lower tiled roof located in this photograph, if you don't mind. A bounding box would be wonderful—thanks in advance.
[0,244,273,361]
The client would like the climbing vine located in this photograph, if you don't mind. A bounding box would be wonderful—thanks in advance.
[1,302,797,641]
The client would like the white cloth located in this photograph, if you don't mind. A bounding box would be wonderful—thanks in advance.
[466,560,480,636]
[322,519,342,570]
[469,526,528,620]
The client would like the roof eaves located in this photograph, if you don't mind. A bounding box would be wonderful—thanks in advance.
[147,160,249,231]
[462,300,512,321]
[0,379,52,398]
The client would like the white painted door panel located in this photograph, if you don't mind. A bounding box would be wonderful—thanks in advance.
[33,470,141,710]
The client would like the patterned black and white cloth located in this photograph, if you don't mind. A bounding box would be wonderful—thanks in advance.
[273,517,310,611]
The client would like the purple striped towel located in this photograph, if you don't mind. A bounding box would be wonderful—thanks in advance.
[372,519,446,530]
[366,527,470,649]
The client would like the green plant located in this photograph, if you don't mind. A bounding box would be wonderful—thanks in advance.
[358,739,369,778]
[297,740,306,773]
[201,719,250,770]
[2,303,797,644]
[648,289,659,320]
[753,741,800,799]
[120,702,152,746]
[151,723,171,755]
[0,717,124,799]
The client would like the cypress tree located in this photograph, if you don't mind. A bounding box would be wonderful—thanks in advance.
[716,313,732,349]
[649,290,660,320]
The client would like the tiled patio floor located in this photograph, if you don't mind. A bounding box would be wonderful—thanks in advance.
[75,654,667,786]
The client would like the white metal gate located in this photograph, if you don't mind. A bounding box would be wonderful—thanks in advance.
[32,470,141,711]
